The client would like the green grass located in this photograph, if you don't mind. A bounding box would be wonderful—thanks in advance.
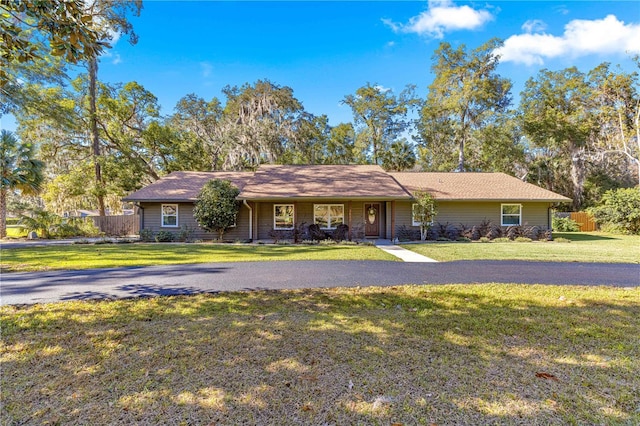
[4,225,27,238]
[0,243,398,272]
[2,284,638,425]
[402,232,640,263]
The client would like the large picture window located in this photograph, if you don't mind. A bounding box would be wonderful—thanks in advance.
[314,204,344,230]
[161,204,178,227]
[274,204,295,230]
[501,204,522,226]
[412,203,434,227]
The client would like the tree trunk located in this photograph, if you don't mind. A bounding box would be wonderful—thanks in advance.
[89,56,106,216]
[456,138,465,172]
[570,146,586,210]
[0,188,6,239]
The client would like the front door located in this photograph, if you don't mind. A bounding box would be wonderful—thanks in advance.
[364,203,380,237]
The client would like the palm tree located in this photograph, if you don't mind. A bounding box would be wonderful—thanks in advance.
[1,130,45,238]
[382,140,417,171]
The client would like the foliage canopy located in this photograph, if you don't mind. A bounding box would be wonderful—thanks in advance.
[193,179,241,240]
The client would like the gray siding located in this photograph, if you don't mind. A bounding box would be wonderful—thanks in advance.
[140,202,251,240]
[394,201,552,230]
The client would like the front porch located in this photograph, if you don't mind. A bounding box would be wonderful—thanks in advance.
[247,200,400,241]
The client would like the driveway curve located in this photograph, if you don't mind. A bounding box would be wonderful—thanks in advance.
[1,260,638,305]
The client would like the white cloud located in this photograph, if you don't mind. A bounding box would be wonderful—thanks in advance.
[112,53,122,65]
[374,85,391,93]
[522,19,546,34]
[384,0,494,39]
[496,15,640,65]
[200,62,213,78]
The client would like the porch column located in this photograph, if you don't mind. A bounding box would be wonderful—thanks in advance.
[293,201,297,229]
[391,200,396,241]
[348,201,352,240]
[254,202,259,241]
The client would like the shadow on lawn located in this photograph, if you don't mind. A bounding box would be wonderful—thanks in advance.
[554,232,618,241]
[2,286,639,425]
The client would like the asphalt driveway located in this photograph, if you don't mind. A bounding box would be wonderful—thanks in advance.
[1,260,638,305]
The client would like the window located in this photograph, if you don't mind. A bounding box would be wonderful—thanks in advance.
[314,204,344,229]
[274,204,295,230]
[412,203,434,227]
[501,204,522,226]
[161,204,178,227]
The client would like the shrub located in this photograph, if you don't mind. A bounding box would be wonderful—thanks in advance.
[176,225,195,242]
[193,179,241,240]
[434,222,459,240]
[588,187,640,235]
[293,222,308,243]
[269,229,292,243]
[554,237,571,243]
[514,236,532,243]
[139,228,154,242]
[332,224,349,241]
[19,208,59,239]
[75,219,102,237]
[493,237,511,243]
[350,222,365,240]
[319,238,337,245]
[94,238,114,245]
[396,225,420,242]
[553,215,580,232]
[154,230,174,242]
[479,237,490,243]
[456,236,471,242]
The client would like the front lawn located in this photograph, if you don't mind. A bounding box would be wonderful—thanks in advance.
[1,284,638,424]
[402,232,639,263]
[0,243,398,272]
[3,225,27,238]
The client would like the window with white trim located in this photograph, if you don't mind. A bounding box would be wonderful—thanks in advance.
[274,204,295,230]
[501,204,522,226]
[314,204,344,229]
[412,203,434,227]
[161,204,178,227]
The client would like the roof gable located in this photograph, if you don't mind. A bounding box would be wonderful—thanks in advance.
[390,172,572,202]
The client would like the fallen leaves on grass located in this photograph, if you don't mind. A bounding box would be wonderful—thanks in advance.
[535,372,560,381]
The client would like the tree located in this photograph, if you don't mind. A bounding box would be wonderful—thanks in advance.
[1,0,104,85]
[221,80,304,169]
[83,0,142,215]
[169,94,225,170]
[412,190,437,241]
[588,62,640,186]
[418,39,512,172]
[382,140,416,171]
[193,179,241,240]
[588,188,640,234]
[287,114,331,165]
[520,67,597,210]
[15,78,168,212]
[324,123,356,164]
[0,130,45,238]
[342,83,418,165]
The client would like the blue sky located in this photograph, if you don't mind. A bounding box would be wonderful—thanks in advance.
[3,1,639,131]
